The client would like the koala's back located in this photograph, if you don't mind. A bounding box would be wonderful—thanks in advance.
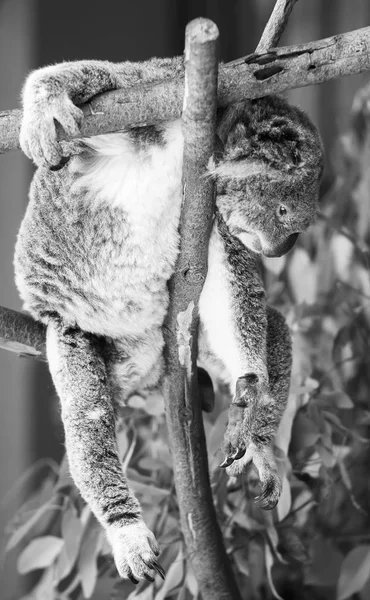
[14,121,184,341]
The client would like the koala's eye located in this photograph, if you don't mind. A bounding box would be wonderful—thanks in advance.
[278,205,288,217]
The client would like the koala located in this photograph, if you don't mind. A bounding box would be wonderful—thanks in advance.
[14,57,323,583]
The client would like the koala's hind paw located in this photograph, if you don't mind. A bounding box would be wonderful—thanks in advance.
[220,404,248,463]
[20,92,83,168]
[220,404,282,510]
[106,521,165,582]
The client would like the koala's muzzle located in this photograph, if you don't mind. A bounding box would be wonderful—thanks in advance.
[264,232,299,257]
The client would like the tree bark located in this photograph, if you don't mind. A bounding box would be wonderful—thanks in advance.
[162,18,242,600]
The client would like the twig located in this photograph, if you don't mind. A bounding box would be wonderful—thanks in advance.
[256,0,299,53]
[162,18,242,600]
[2,26,370,154]
[0,305,46,359]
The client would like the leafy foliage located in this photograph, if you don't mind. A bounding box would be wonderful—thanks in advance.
[3,83,370,599]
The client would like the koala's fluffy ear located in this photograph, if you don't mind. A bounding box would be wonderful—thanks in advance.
[208,155,272,180]
[216,102,252,162]
[215,96,324,180]
[227,122,247,148]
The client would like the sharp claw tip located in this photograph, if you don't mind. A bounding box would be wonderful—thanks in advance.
[219,457,234,468]
[232,447,246,460]
[254,495,278,511]
[153,560,166,580]
[49,155,71,171]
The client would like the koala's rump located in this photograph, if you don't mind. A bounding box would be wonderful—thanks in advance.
[14,166,178,341]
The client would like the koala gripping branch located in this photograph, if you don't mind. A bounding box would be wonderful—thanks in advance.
[162,18,242,600]
[1,25,370,152]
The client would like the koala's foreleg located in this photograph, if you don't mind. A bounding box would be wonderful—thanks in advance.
[46,321,164,582]
[199,222,270,397]
[20,57,183,169]
[199,219,292,509]
[223,306,292,509]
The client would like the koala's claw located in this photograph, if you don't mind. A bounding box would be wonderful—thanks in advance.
[128,573,139,585]
[20,92,83,168]
[221,395,282,510]
[153,561,166,580]
[255,494,278,511]
[254,478,280,510]
[49,155,71,171]
[145,559,166,581]
[219,455,235,468]
[232,447,246,460]
[220,446,246,468]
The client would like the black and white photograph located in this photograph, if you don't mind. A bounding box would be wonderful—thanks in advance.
[0,1,370,599]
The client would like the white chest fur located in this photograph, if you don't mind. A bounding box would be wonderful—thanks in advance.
[67,120,185,339]
[199,225,246,384]
[75,119,184,250]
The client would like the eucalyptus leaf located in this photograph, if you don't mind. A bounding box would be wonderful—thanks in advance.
[264,541,284,600]
[17,536,64,574]
[337,545,370,600]
[6,502,62,552]
[154,545,184,600]
[77,512,103,598]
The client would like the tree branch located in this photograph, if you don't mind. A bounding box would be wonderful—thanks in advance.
[1,26,370,154]
[256,0,299,53]
[162,18,242,600]
[0,306,46,359]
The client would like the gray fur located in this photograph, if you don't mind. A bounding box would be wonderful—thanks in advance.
[14,58,324,579]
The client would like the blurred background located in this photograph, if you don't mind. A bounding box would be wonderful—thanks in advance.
[1,0,370,598]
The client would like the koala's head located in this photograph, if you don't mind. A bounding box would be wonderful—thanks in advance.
[211,95,324,257]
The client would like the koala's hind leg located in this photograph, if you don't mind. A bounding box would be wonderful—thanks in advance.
[222,307,292,510]
[46,321,165,583]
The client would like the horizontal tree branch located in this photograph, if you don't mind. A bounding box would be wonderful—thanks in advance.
[1,26,370,154]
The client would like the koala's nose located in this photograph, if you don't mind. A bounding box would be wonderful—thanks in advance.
[284,232,299,252]
[265,232,299,257]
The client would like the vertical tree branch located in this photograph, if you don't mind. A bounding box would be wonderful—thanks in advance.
[256,0,298,53]
[163,17,242,600]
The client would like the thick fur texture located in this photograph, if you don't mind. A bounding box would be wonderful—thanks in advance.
[15,57,324,580]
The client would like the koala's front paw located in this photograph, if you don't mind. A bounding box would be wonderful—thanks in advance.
[220,403,282,510]
[107,520,165,583]
[20,91,83,168]
[232,373,266,407]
